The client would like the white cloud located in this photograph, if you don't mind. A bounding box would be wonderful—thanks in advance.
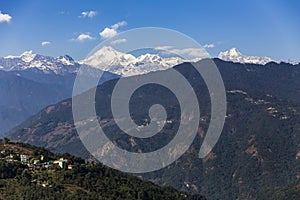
[80,11,97,18]
[169,48,209,58]
[154,46,174,51]
[41,41,51,46]
[203,43,215,48]
[155,46,209,59]
[100,28,117,39]
[99,21,127,39]
[111,21,127,29]
[0,11,12,23]
[73,33,95,41]
[110,38,127,45]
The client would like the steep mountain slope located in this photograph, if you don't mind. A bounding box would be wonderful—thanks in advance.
[213,59,300,102]
[0,71,71,135]
[8,59,300,199]
[0,140,206,200]
[257,181,300,200]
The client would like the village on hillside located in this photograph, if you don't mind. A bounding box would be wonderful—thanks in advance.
[0,138,91,188]
[0,138,74,170]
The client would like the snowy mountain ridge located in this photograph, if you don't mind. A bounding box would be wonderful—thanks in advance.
[218,48,299,65]
[1,47,298,77]
[79,46,188,76]
[218,48,275,65]
[1,51,78,75]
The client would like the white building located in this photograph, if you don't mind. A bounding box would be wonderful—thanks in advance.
[20,154,29,163]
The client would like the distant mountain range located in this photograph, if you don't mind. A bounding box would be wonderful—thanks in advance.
[1,51,79,75]
[2,46,298,78]
[1,47,188,77]
[218,47,299,65]
[4,46,298,77]
[81,46,300,75]
[1,46,299,135]
[80,46,190,77]
[0,51,118,135]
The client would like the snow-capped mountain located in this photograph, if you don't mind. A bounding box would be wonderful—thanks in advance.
[1,47,191,77]
[80,46,185,76]
[2,47,296,78]
[218,48,274,65]
[0,51,79,75]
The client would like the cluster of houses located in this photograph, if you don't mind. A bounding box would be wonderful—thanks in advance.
[0,146,77,188]
[21,154,73,170]
[1,149,73,170]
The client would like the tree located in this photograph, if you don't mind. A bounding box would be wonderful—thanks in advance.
[2,137,10,144]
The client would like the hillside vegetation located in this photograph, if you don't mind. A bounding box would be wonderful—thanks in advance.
[0,140,206,200]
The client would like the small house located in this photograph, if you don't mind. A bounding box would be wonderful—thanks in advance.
[54,158,68,169]
[20,154,29,163]
[33,159,40,165]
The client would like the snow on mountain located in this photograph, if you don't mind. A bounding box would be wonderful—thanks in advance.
[82,46,136,68]
[218,48,274,65]
[2,47,296,78]
[80,46,186,76]
[0,47,188,77]
[0,51,79,75]
[4,50,36,63]
[57,55,76,66]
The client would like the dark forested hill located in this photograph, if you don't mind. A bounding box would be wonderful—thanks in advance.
[0,140,206,200]
[7,59,300,199]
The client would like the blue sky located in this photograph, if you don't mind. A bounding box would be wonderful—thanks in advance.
[0,0,300,61]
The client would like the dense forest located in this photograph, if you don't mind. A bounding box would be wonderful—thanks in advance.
[0,140,206,200]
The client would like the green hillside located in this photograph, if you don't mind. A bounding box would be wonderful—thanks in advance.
[0,139,206,200]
